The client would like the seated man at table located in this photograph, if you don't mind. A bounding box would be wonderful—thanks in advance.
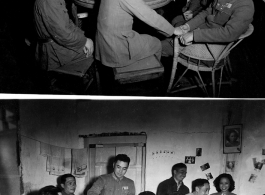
[95,0,177,68]
[161,0,254,56]
[34,0,94,71]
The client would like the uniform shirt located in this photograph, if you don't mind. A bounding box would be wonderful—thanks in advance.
[156,177,190,195]
[87,173,135,195]
[34,0,87,70]
[186,0,254,43]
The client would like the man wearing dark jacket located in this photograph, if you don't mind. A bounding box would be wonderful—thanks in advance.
[34,0,94,70]
[156,163,189,195]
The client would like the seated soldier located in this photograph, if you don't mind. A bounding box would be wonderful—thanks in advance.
[34,0,94,71]
[95,0,176,68]
[162,0,254,57]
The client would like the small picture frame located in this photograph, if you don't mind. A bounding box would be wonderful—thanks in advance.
[223,124,242,154]
[206,173,213,180]
[225,161,235,172]
[185,156,196,164]
[196,148,202,156]
[200,163,210,171]
[248,174,257,183]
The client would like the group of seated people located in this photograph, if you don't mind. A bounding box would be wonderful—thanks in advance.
[33,0,254,74]
[38,154,237,195]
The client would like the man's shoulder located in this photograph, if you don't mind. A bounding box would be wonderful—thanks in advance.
[159,177,175,186]
[99,173,113,179]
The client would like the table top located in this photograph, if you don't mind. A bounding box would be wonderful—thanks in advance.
[73,0,172,9]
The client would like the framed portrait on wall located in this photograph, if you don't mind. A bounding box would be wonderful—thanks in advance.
[223,124,242,153]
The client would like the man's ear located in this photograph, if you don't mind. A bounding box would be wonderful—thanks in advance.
[195,186,200,192]
[61,183,65,190]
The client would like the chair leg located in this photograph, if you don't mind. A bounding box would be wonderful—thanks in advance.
[95,63,102,94]
[172,67,189,87]
[167,59,178,93]
[212,70,216,97]
[218,67,224,97]
[196,71,209,97]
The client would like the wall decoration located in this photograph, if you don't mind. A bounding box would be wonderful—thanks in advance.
[151,150,175,159]
[248,174,257,183]
[262,149,265,155]
[185,156,195,164]
[196,148,202,156]
[206,173,213,180]
[225,161,235,172]
[223,124,242,153]
[200,163,210,171]
[254,162,263,171]
[253,157,264,171]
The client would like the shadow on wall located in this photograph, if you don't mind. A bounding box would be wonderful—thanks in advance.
[0,100,19,194]
[83,155,115,195]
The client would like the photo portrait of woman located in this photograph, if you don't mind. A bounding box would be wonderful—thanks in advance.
[225,129,240,147]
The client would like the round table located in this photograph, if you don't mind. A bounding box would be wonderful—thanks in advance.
[73,0,172,9]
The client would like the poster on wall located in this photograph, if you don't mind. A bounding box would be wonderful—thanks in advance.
[225,161,235,172]
[223,124,242,154]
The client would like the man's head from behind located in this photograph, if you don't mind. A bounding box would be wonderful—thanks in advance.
[192,179,210,195]
[39,185,60,195]
[113,154,130,179]
[60,174,76,195]
[172,163,187,182]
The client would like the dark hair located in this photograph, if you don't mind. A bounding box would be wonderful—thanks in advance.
[191,179,209,192]
[114,154,130,165]
[39,185,60,195]
[226,129,239,141]
[213,173,235,192]
[60,174,76,185]
[171,163,187,176]
[139,191,155,195]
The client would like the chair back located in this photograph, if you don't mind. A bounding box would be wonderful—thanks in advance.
[168,24,254,96]
[207,24,254,65]
[174,24,254,69]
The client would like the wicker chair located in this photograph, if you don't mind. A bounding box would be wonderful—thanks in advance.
[167,24,254,97]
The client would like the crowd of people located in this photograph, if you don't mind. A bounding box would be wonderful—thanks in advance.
[39,154,237,195]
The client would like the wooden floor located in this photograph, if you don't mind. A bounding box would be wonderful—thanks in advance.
[0,0,264,98]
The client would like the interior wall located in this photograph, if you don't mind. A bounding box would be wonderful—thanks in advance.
[19,100,265,195]
[0,100,20,195]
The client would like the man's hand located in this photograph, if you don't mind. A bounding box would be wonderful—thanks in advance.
[180,32,193,45]
[174,24,190,36]
[83,38,94,57]
[183,10,193,21]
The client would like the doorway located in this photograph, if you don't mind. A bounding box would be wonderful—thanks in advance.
[84,135,147,195]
